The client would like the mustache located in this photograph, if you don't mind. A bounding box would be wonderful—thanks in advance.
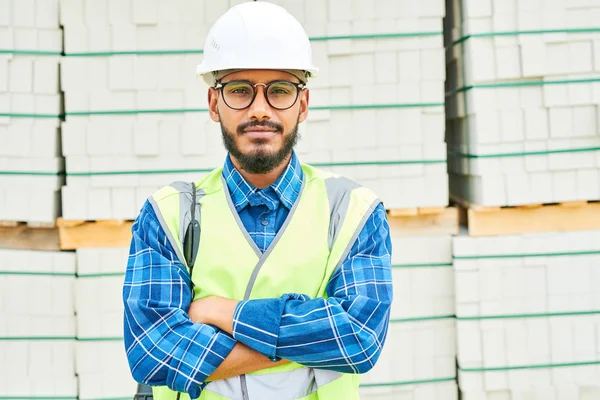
[237,120,284,135]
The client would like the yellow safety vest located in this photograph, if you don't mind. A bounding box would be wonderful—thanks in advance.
[147,163,380,400]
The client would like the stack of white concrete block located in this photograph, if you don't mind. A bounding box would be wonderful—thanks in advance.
[268,0,449,209]
[453,229,600,400]
[445,0,600,206]
[360,235,458,400]
[59,0,448,220]
[1,0,64,222]
[0,249,77,399]
[75,247,136,400]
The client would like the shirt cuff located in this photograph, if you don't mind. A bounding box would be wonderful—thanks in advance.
[232,297,285,361]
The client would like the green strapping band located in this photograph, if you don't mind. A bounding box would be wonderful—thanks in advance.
[448,146,600,159]
[390,315,455,323]
[392,263,452,268]
[56,32,443,57]
[64,102,443,117]
[447,77,600,96]
[455,250,600,260]
[0,397,77,400]
[361,376,456,387]
[77,272,126,278]
[65,160,445,177]
[0,336,76,341]
[80,398,131,400]
[0,112,62,118]
[457,310,600,321]
[453,27,600,45]
[0,271,75,277]
[460,360,600,373]
[0,171,65,176]
[77,337,123,341]
[0,49,62,56]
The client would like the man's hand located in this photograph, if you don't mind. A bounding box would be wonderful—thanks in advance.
[188,296,239,335]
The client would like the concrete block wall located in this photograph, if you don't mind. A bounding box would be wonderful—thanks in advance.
[58,0,448,220]
[1,0,64,222]
[445,0,600,206]
[453,229,600,399]
[75,247,136,400]
[0,249,77,398]
[360,235,458,399]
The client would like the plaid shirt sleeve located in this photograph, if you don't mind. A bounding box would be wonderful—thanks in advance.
[123,201,236,398]
[231,203,393,374]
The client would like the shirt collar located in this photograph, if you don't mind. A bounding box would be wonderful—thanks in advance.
[222,151,303,212]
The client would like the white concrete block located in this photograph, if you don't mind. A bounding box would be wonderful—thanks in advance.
[374,52,397,84]
[111,24,136,51]
[136,26,159,52]
[62,185,88,219]
[0,0,11,26]
[9,58,33,93]
[398,50,421,82]
[572,106,597,137]
[133,0,157,25]
[11,93,35,113]
[31,121,60,157]
[495,45,521,80]
[64,24,88,53]
[108,0,131,24]
[33,58,59,94]
[61,120,87,156]
[134,56,158,90]
[463,0,492,18]
[112,188,137,219]
[524,108,549,140]
[36,0,59,28]
[500,110,524,142]
[84,0,108,25]
[35,94,61,114]
[158,56,183,90]
[12,0,35,27]
[38,28,62,52]
[421,49,445,81]
[520,42,546,78]
[548,107,572,138]
[569,41,594,74]
[577,169,600,200]
[108,56,135,90]
[134,121,159,156]
[88,188,112,220]
[88,23,111,52]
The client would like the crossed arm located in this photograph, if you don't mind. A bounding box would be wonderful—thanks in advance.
[123,201,392,397]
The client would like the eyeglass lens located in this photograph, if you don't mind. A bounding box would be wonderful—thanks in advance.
[222,81,299,110]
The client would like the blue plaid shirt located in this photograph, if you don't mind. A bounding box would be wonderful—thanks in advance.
[123,151,393,398]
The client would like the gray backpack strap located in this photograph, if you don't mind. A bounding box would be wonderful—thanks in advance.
[168,181,203,291]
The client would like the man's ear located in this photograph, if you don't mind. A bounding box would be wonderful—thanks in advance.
[208,87,220,122]
[298,88,309,124]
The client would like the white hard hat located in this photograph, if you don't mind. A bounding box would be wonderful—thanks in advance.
[196,1,318,86]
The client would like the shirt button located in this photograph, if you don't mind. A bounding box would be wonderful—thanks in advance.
[261,219,268,226]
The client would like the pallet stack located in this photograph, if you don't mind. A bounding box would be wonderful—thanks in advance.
[445,0,600,398]
[445,0,600,209]
[1,0,63,223]
[0,248,78,399]
[75,247,136,400]
[270,0,449,209]
[454,230,600,400]
[359,235,458,400]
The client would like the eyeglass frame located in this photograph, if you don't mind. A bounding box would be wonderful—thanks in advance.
[213,79,306,111]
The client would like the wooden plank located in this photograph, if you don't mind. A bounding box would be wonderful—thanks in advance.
[58,219,133,250]
[417,207,445,215]
[0,224,60,251]
[388,208,419,217]
[388,207,459,236]
[467,202,600,236]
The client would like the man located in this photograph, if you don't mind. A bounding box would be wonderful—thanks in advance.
[123,2,393,399]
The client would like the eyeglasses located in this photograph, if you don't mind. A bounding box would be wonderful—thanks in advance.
[215,80,305,110]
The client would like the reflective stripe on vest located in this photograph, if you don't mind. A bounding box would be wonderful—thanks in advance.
[148,164,380,400]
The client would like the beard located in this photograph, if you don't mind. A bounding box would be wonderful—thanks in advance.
[220,117,300,174]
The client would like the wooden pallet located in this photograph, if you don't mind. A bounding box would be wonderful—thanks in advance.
[455,199,600,236]
[0,222,60,251]
[57,218,133,250]
[386,207,459,236]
